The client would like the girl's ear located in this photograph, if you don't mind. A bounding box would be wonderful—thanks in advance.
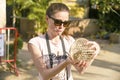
[46,15,49,24]
[46,15,49,20]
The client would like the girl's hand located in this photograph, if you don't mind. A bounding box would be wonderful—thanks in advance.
[87,41,100,58]
[73,60,88,74]
[66,56,90,74]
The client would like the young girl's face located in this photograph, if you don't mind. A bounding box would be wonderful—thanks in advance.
[47,11,69,36]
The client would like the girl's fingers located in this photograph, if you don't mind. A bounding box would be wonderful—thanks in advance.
[77,60,83,67]
[76,60,87,67]
[87,41,100,55]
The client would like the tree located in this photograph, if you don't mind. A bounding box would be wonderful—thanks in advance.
[90,0,120,33]
[7,0,52,35]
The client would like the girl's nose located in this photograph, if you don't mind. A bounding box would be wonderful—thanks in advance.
[58,23,64,29]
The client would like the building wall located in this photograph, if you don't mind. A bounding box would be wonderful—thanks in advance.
[0,0,6,28]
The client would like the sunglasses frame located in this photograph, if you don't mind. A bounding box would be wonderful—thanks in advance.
[48,15,71,27]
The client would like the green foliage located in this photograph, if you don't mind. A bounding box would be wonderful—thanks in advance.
[70,5,85,18]
[91,0,120,14]
[6,37,23,68]
[17,37,23,49]
[19,0,52,34]
[7,0,52,34]
[91,0,120,33]
[8,37,23,58]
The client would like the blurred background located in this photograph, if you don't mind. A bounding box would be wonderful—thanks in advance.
[0,0,120,80]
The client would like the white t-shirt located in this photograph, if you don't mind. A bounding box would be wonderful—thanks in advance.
[28,34,75,80]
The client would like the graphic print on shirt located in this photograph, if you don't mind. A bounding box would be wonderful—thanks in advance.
[43,53,67,80]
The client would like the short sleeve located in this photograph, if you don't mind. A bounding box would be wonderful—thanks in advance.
[28,37,41,50]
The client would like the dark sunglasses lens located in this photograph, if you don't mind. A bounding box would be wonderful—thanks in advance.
[52,17,70,27]
[54,20,62,26]
[63,21,70,27]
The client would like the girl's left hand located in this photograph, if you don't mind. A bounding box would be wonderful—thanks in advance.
[87,41,100,58]
[73,60,88,74]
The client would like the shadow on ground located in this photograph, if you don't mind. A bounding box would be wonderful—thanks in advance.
[0,40,120,80]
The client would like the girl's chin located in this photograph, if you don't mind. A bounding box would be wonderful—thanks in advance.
[56,32,62,35]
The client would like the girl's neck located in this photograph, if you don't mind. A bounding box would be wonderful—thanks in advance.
[46,32,60,41]
[47,32,59,40]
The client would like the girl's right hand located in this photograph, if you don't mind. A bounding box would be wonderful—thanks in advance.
[66,55,92,74]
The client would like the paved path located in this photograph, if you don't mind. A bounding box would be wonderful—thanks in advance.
[0,40,120,80]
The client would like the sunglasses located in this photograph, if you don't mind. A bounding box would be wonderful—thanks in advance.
[48,16,71,27]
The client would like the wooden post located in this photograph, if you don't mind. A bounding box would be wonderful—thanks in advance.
[0,0,6,28]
